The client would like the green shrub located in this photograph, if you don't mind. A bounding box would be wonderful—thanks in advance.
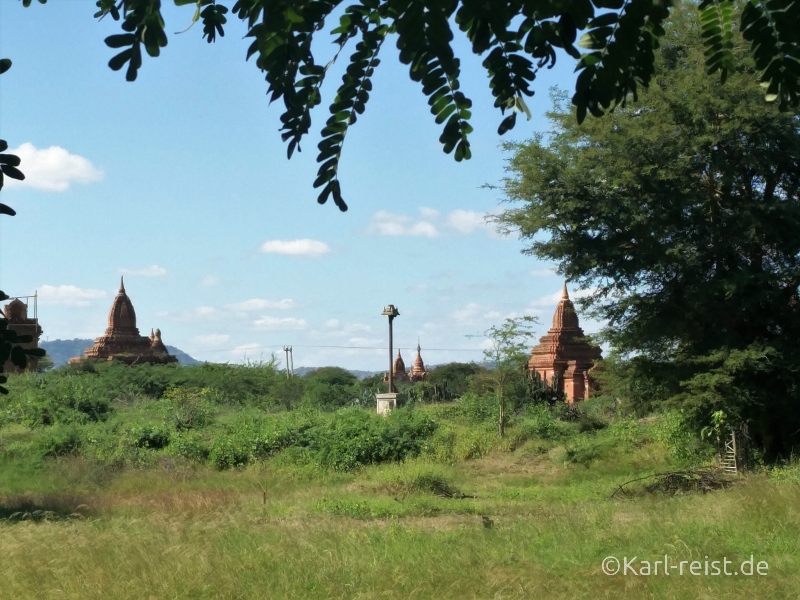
[163,387,214,430]
[520,404,562,439]
[209,436,251,470]
[458,392,499,423]
[310,407,437,471]
[127,424,171,449]
[654,410,712,464]
[38,424,83,457]
[169,431,210,461]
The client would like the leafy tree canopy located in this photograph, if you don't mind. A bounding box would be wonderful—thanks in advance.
[496,3,800,457]
[13,0,800,211]
[302,365,358,386]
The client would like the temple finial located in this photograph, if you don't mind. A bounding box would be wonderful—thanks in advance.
[561,280,569,300]
[120,276,125,292]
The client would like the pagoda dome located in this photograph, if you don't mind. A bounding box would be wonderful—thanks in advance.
[413,344,425,371]
[394,350,406,373]
[107,277,138,332]
[552,281,580,330]
[5,298,27,320]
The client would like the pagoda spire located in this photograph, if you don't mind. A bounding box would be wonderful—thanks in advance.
[120,276,126,293]
[561,280,569,299]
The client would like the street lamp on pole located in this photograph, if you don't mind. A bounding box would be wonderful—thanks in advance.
[381,304,399,393]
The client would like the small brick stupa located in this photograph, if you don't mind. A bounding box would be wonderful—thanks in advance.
[408,343,429,382]
[384,349,410,384]
[528,282,602,402]
[69,278,177,366]
[3,298,43,373]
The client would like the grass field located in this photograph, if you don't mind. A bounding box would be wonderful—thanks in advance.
[1,408,798,600]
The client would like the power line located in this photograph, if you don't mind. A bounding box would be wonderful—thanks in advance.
[189,343,485,356]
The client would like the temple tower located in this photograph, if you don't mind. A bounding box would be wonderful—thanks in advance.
[527,282,602,402]
[408,343,429,382]
[3,297,43,373]
[69,278,177,365]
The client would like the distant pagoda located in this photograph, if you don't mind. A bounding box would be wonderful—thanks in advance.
[408,343,429,382]
[3,297,43,373]
[384,349,410,384]
[527,282,602,402]
[383,344,429,383]
[69,278,177,365]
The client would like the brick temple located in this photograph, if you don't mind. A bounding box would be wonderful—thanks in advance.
[3,297,43,373]
[69,278,177,366]
[384,343,429,384]
[408,343,429,382]
[528,282,602,402]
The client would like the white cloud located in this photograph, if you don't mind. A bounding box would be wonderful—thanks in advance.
[366,210,440,237]
[419,207,440,220]
[253,316,308,331]
[530,268,557,277]
[228,344,268,361]
[348,336,383,347]
[37,284,107,307]
[261,239,331,257]
[160,305,223,322]
[6,143,103,192]
[366,208,504,238]
[192,334,230,347]
[225,298,294,311]
[445,210,489,234]
[200,275,220,287]
[324,319,341,329]
[448,302,510,327]
[118,265,168,277]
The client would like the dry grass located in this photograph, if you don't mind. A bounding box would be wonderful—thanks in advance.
[1,443,799,599]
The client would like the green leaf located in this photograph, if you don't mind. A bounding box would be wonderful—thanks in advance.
[0,154,22,167]
[105,33,136,48]
[1,165,24,181]
[108,48,133,71]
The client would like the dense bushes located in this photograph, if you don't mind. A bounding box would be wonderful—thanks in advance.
[0,359,719,473]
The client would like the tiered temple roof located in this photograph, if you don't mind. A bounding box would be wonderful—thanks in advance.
[391,350,410,382]
[3,298,43,373]
[69,278,177,365]
[384,344,430,384]
[408,343,428,381]
[528,282,602,402]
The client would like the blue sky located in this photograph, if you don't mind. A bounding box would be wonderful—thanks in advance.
[0,1,603,370]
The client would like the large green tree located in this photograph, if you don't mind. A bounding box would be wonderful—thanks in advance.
[496,3,800,458]
[13,0,800,210]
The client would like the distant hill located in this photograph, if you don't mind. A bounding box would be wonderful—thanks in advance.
[40,339,202,367]
[291,366,382,380]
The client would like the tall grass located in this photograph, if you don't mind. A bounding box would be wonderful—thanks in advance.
[1,434,798,598]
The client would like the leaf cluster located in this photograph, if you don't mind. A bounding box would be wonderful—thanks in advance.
[17,0,797,210]
[0,59,47,393]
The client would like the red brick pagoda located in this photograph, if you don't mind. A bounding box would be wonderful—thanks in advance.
[69,278,177,365]
[528,282,602,402]
[408,343,429,382]
[384,349,410,384]
[3,297,43,373]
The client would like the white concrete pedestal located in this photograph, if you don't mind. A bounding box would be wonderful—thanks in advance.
[376,393,404,416]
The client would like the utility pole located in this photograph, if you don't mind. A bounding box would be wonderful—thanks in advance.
[283,345,292,378]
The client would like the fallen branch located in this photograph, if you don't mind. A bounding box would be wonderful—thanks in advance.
[610,468,733,499]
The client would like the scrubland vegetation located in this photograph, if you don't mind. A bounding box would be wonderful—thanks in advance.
[0,361,798,599]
